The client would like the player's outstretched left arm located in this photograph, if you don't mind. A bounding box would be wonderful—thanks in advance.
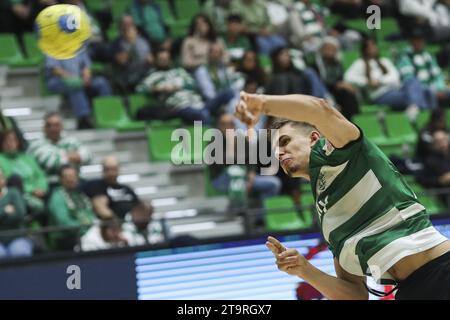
[266,236,368,300]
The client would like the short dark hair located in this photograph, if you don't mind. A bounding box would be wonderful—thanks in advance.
[59,163,78,177]
[0,129,22,152]
[227,14,242,23]
[44,111,61,122]
[270,118,318,136]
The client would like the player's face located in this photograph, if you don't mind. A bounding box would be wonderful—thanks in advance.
[275,124,320,179]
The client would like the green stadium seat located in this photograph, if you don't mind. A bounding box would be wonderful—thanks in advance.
[352,114,388,145]
[376,18,400,41]
[264,196,307,232]
[93,96,146,131]
[147,125,207,162]
[22,33,44,66]
[323,14,341,29]
[112,0,132,21]
[128,94,153,117]
[174,0,200,23]
[418,194,446,216]
[155,0,176,25]
[345,18,367,34]
[342,49,360,70]
[384,112,417,145]
[258,54,272,73]
[301,193,315,226]
[360,104,387,114]
[0,33,25,66]
[204,167,226,197]
[415,110,430,131]
[150,119,183,127]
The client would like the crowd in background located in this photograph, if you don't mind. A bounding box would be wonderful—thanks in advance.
[1,0,450,259]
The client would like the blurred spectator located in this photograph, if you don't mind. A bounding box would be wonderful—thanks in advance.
[203,0,234,34]
[328,0,364,18]
[0,0,56,49]
[80,216,128,251]
[286,0,327,54]
[209,112,281,204]
[266,47,332,100]
[0,108,27,151]
[111,15,154,93]
[396,29,450,107]
[417,129,450,191]
[181,13,228,70]
[83,156,140,220]
[44,50,112,129]
[416,108,447,161]
[128,0,170,49]
[231,0,287,55]
[65,0,111,63]
[136,49,233,125]
[48,164,96,251]
[397,0,450,43]
[345,38,436,115]
[27,112,92,187]
[236,50,268,89]
[223,14,252,61]
[83,0,113,41]
[329,0,395,19]
[0,168,32,259]
[122,201,165,246]
[194,42,243,102]
[0,129,48,211]
[312,36,360,119]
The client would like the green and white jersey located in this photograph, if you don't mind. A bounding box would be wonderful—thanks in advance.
[309,129,447,283]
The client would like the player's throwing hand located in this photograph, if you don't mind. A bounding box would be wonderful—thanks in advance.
[266,236,309,277]
[234,91,265,129]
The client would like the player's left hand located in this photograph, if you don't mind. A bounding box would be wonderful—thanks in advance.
[266,236,309,277]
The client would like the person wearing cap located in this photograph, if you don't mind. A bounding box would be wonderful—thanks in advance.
[396,28,450,107]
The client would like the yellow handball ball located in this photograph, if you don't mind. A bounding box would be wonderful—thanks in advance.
[35,4,91,60]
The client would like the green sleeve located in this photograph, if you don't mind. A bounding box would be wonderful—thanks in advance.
[48,190,79,228]
[310,128,364,167]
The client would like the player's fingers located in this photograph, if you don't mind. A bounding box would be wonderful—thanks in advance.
[277,256,298,265]
[267,236,286,253]
[278,248,299,258]
[265,242,278,256]
[277,262,297,272]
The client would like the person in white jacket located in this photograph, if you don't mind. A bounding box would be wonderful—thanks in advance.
[344,38,436,115]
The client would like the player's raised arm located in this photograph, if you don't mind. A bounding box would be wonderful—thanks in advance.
[266,236,368,300]
[235,92,360,148]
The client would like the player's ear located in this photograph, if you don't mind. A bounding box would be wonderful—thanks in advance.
[310,131,321,145]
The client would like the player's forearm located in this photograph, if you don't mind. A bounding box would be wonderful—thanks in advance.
[262,94,335,127]
[298,263,368,300]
